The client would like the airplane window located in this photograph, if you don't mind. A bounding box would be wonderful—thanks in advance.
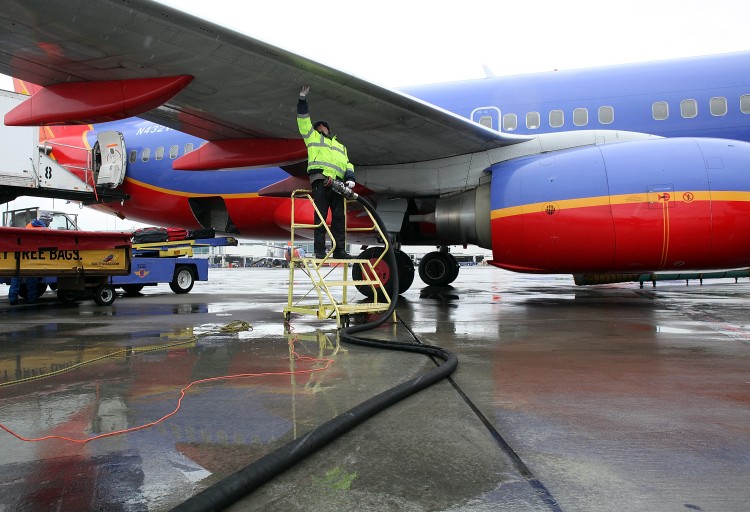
[598,106,614,124]
[526,112,540,129]
[478,116,493,129]
[503,114,517,131]
[710,97,727,116]
[652,101,669,120]
[741,95,750,114]
[681,99,698,118]
[129,150,137,164]
[155,146,165,160]
[549,110,564,128]
[141,148,150,162]
[573,108,588,126]
[170,145,179,158]
[184,143,194,154]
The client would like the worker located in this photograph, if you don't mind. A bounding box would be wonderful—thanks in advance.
[284,242,306,267]
[297,85,355,259]
[8,211,52,305]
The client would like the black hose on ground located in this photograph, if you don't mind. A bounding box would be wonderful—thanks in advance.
[170,189,458,512]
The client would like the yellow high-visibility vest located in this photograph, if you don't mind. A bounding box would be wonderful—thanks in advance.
[297,113,354,180]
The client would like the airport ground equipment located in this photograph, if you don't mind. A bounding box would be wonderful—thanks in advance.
[1,236,238,297]
[283,188,391,327]
[1,206,237,298]
[117,236,237,294]
[0,226,131,305]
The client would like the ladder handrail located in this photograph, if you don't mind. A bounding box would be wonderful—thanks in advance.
[285,189,392,327]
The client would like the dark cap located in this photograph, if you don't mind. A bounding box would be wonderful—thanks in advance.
[313,121,330,132]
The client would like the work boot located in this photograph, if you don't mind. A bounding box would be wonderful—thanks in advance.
[332,250,352,259]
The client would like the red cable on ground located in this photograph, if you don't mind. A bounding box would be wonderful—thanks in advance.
[0,338,334,444]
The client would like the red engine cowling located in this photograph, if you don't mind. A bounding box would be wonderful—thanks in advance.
[484,137,750,273]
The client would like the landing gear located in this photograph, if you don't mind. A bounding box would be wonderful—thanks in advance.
[418,251,459,286]
[352,247,415,299]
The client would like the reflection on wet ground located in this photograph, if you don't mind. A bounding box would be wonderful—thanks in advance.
[0,267,748,511]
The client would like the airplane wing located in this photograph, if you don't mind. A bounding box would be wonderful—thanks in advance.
[0,0,530,166]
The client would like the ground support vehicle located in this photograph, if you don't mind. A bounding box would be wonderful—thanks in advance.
[114,237,237,295]
[0,227,131,305]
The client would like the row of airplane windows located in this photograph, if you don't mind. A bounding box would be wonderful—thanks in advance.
[129,142,196,163]
[483,94,750,131]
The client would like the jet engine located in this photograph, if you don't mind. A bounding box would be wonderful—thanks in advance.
[486,137,750,274]
[430,183,492,249]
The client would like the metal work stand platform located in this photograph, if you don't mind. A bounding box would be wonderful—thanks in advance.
[283,189,392,328]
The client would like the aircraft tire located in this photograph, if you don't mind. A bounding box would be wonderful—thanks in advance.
[394,249,415,293]
[352,247,392,300]
[352,247,415,299]
[444,253,460,284]
[418,251,457,286]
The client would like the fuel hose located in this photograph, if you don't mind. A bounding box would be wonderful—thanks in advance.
[171,185,458,512]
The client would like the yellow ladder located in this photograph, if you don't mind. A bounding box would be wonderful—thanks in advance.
[283,189,391,328]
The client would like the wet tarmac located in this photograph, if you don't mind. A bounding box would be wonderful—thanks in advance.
[0,266,748,512]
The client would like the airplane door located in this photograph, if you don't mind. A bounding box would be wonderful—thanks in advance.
[471,106,501,131]
[95,131,127,188]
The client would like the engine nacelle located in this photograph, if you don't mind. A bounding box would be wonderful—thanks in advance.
[432,184,492,249]
[488,137,750,273]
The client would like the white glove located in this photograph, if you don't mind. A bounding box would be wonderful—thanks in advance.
[299,85,310,98]
[345,180,355,189]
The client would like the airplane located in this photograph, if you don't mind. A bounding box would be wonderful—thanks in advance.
[1,0,750,298]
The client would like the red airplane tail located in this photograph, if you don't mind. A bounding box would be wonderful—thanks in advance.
[12,78,40,96]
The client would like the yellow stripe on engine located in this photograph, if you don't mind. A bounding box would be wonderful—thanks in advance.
[491,190,750,220]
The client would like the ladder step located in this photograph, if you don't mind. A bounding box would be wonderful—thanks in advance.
[310,280,383,286]
[336,303,391,313]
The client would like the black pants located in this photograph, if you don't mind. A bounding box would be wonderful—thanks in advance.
[312,179,345,254]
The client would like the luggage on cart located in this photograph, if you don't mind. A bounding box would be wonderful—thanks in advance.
[167,227,188,241]
[188,228,215,239]
[133,227,168,243]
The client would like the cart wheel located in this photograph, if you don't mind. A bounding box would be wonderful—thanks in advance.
[169,266,195,294]
[19,282,48,299]
[93,284,116,306]
[121,284,144,295]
